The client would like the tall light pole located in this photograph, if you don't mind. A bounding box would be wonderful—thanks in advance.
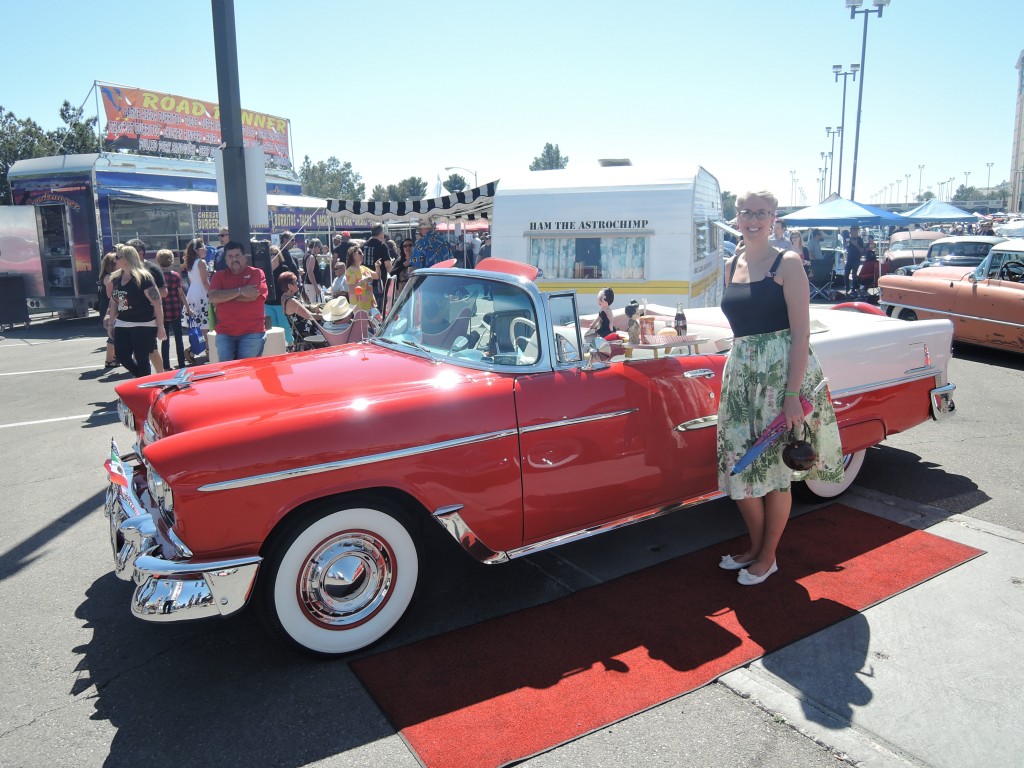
[444,165,478,188]
[790,170,797,206]
[832,63,859,196]
[904,173,911,204]
[846,0,890,202]
[918,164,924,197]
[895,177,902,205]
[986,162,994,190]
[825,126,842,194]
[948,176,956,201]
[964,170,971,190]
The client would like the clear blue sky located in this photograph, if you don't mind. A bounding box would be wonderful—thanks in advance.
[5,0,1022,206]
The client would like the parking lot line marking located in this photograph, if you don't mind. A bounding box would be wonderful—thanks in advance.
[0,412,117,429]
[0,365,103,376]
[0,337,104,349]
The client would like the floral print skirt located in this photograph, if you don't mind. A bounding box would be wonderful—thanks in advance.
[717,329,845,500]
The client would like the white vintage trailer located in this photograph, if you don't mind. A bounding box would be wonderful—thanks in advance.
[488,166,725,311]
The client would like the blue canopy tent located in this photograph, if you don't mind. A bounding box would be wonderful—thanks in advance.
[898,198,977,223]
[781,195,910,227]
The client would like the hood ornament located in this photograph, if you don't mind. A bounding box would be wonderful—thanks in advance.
[136,367,225,391]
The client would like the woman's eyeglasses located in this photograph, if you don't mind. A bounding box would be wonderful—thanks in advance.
[738,209,772,221]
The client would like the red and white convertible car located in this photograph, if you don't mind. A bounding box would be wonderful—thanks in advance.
[104,258,957,655]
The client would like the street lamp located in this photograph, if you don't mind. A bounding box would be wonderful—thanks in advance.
[790,170,797,206]
[832,64,859,196]
[986,162,994,190]
[846,0,890,201]
[444,166,478,188]
[964,170,971,190]
[904,173,911,204]
[825,126,842,195]
[895,177,902,204]
[948,176,956,201]
[918,164,924,197]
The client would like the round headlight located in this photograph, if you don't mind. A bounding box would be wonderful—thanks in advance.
[117,400,136,432]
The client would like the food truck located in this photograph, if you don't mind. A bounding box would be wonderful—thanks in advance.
[488,166,725,310]
[5,152,327,317]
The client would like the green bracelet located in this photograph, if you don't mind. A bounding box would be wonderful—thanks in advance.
[784,391,800,397]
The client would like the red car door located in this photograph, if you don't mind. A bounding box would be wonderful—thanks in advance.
[515,355,723,542]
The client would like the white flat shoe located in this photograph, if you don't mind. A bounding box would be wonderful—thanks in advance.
[720,554,756,571]
[737,561,778,585]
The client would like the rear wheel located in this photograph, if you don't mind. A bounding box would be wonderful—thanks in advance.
[794,449,866,502]
[897,308,918,321]
[258,499,420,656]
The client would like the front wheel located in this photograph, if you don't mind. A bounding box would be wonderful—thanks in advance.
[258,500,420,656]
[793,449,866,502]
[897,308,918,321]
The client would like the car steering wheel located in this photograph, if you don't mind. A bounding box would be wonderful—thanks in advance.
[509,316,538,362]
[997,261,1024,282]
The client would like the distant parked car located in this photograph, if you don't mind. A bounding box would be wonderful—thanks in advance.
[879,237,1024,353]
[894,235,1007,276]
[880,230,946,275]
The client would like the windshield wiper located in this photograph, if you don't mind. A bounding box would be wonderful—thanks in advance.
[399,338,442,363]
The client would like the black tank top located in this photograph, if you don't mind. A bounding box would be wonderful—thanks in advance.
[720,250,790,338]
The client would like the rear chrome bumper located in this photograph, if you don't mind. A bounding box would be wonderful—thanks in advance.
[104,439,261,622]
[930,382,956,421]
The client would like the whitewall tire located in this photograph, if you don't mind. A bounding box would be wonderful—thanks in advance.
[794,449,866,502]
[259,501,420,656]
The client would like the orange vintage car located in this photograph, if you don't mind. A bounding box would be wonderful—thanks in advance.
[879,238,1024,353]
[879,229,947,275]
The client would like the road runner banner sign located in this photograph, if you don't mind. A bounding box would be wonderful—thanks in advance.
[99,83,291,166]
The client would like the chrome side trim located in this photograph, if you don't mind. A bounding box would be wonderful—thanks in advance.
[829,367,944,398]
[881,303,1024,331]
[675,415,718,431]
[197,428,520,492]
[519,409,638,434]
[432,490,726,565]
[684,368,715,379]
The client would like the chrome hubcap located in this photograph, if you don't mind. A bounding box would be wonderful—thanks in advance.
[298,532,394,628]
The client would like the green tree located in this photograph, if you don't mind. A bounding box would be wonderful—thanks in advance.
[298,155,365,199]
[49,100,101,156]
[916,191,935,202]
[721,190,736,221]
[529,143,569,171]
[370,184,388,202]
[443,173,467,193]
[952,184,978,202]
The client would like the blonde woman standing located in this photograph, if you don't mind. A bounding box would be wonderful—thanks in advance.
[107,244,166,377]
[716,191,844,585]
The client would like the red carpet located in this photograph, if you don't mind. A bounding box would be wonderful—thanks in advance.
[350,505,982,768]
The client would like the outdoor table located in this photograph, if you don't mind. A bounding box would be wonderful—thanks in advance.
[622,335,709,359]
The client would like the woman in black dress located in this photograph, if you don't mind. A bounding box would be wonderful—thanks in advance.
[107,244,166,378]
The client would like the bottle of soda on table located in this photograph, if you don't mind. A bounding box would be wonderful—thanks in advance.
[674,302,687,337]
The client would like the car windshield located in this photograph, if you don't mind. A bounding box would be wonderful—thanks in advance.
[889,239,937,251]
[377,272,542,368]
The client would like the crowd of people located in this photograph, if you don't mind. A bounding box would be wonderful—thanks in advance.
[98,224,492,377]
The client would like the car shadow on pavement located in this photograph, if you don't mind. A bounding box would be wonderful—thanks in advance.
[0,490,105,582]
[859,444,990,515]
[73,575,401,768]
[953,343,1024,371]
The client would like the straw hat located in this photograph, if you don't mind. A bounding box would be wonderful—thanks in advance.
[321,296,355,323]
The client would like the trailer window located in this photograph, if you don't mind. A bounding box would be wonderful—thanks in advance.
[529,236,646,279]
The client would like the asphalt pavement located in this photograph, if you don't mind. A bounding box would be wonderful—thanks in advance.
[0,313,1021,768]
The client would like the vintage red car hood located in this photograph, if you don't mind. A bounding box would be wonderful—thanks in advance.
[123,343,500,438]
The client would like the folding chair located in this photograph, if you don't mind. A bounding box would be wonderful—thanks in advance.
[808,259,837,302]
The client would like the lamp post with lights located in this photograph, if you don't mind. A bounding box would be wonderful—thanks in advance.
[832,63,859,196]
[845,0,890,201]
[825,126,842,195]
[443,166,478,189]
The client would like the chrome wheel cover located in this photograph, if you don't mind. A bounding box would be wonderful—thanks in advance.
[297,531,395,629]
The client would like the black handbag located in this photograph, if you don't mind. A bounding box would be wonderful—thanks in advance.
[782,423,817,471]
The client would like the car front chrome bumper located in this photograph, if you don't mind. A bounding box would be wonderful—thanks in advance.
[104,439,261,623]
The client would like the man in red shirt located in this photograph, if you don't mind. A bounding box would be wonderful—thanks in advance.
[208,241,268,361]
